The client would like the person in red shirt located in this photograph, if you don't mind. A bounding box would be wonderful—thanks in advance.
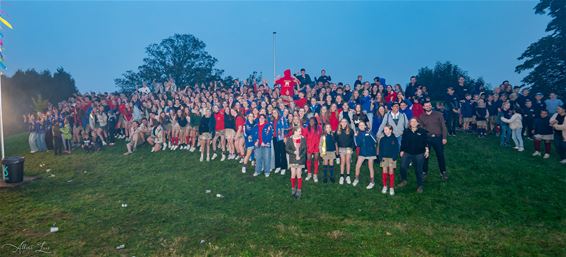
[385,85,398,104]
[294,92,307,109]
[329,103,340,131]
[235,110,246,160]
[275,69,300,104]
[411,98,424,119]
[212,105,226,161]
[303,117,322,182]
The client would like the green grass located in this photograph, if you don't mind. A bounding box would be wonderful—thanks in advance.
[0,133,565,257]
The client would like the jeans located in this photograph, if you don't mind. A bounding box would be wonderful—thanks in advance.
[254,146,272,174]
[446,113,458,135]
[37,132,47,152]
[554,133,566,160]
[273,139,288,170]
[400,153,425,187]
[500,124,511,146]
[511,128,524,149]
[28,132,39,152]
[424,136,447,174]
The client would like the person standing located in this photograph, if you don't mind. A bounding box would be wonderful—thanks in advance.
[286,127,307,199]
[398,118,430,193]
[550,105,566,164]
[444,87,460,136]
[418,101,448,180]
[253,114,274,177]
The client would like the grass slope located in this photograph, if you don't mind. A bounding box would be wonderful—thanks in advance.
[0,133,565,257]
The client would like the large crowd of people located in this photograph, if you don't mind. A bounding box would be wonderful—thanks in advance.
[22,69,566,199]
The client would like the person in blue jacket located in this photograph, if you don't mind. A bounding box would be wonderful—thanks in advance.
[253,114,274,177]
[241,113,257,174]
[353,121,377,190]
[378,125,399,196]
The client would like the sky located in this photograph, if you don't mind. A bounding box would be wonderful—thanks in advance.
[2,1,549,92]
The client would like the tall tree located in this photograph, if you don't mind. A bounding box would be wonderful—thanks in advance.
[516,0,566,98]
[115,33,225,92]
[416,61,485,100]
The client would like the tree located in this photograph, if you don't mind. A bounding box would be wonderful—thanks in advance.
[1,68,78,134]
[416,61,485,100]
[115,33,225,92]
[516,0,566,98]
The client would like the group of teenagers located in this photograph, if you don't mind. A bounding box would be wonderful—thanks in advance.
[23,68,566,199]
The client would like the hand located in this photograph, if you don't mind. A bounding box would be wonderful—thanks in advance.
[424,151,430,158]
[442,139,447,145]
[400,151,404,157]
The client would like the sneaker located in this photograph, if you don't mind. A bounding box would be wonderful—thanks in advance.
[389,188,395,196]
[339,176,344,185]
[543,153,550,159]
[398,180,408,188]
[336,158,340,165]
[518,147,525,152]
[212,153,218,160]
[253,172,260,177]
[206,156,210,162]
[220,154,226,161]
[227,154,233,160]
[251,160,255,166]
[513,146,519,150]
[313,176,318,183]
[265,173,270,178]
[242,166,246,173]
[280,169,286,175]
[346,176,352,185]
[295,189,302,199]
[417,186,424,193]
[352,178,359,187]
[381,186,388,194]
[560,159,566,164]
[291,188,297,197]
[366,183,375,190]
[306,173,312,181]
[189,147,195,152]
[274,168,281,174]
[532,151,541,157]
[200,155,204,162]
[239,159,244,164]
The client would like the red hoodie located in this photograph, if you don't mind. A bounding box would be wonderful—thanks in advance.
[302,126,322,153]
[276,69,298,97]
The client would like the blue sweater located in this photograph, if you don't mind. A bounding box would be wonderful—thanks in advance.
[355,129,377,157]
[378,135,399,161]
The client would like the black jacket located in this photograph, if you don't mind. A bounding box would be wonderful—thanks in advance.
[400,127,428,155]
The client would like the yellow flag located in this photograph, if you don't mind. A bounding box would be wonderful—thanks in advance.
[0,16,13,29]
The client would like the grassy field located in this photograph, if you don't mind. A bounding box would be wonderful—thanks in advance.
[0,133,565,257]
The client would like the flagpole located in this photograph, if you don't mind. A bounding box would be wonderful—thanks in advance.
[272,32,276,85]
[0,70,4,160]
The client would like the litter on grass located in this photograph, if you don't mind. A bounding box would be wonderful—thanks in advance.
[205,190,211,194]
[121,203,128,208]
[50,225,58,233]
[49,174,55,177]
[216,194,224,198]
[46,169,51,172]
[83,170,88,174]
[116,244,125,250]
[200,240,206,244]
[67,180,73,183]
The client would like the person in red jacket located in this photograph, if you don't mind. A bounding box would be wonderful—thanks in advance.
[275,69,300,104]
[212,105,226,161]
[294,92,307,109]
[303,117,322,182]
[411,98,424,119]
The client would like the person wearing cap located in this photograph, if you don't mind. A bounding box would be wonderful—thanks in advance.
[545,93,564,116]
[549,105,566,164]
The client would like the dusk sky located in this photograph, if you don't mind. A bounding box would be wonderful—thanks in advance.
[3,1,549,92]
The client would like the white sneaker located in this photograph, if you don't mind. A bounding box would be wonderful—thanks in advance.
[265,173,270,177]
[212,153,218,160]
[306,173,312,181]
[239,159,244,164]
[251,160,255,166]
[242,166,246,173]
[381,186,388,194]
[274,168,281,174]
[280,169,286,175]
[339,176,344,185]
[336,158,340,165]
[313,175,318,183]
[352,178,359,187]
[366,182,375,190]
[220,154,226,161]
[189,147,195,152]
[389,188,395,196]
[102,141,107,146]
[518,147,524,152]
[532,151,541,157]
[543,153,550,159]
[513,146,519,150]
[346,176,352,184]
[253,172,260,177]
[227,154,233,160]
[200,155,204,162]
[206,156,210,162]
[560,159,566,164]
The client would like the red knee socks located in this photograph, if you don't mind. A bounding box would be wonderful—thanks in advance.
[534,140,541,151]
[297,178,303,189]
[545,142,551,154]
[389,173,395,188]
[306,160,312,174]
[382,173,388,187]
[291,178,296,188]
[314,160,319,175]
